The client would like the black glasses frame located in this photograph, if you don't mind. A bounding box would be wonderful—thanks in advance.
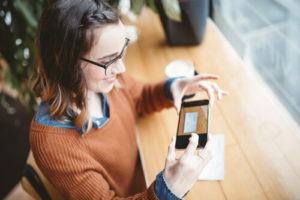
[81,38,130,75]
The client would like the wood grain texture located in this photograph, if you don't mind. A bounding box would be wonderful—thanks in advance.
[124,8,300,200]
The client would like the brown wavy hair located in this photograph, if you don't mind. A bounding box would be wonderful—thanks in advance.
[32,0,119,133]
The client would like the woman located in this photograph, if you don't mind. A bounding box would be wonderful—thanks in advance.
[30,0,228,199]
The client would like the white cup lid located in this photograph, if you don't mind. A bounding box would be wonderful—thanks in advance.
[165,60,195,78]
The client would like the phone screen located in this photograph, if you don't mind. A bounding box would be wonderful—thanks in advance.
[176,100,209,149]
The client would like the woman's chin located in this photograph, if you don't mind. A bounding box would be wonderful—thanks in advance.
[99,82,115,93]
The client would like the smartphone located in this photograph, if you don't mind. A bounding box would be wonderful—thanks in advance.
[175,100,210,149]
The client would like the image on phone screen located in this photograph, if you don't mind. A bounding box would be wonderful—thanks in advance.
[176,100,209,149]
[178,104,208,135]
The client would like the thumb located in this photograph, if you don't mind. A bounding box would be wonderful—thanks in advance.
[173,90,183,113]
[166,136,176,167]
[175,98,181,113]
[171,79,186,113]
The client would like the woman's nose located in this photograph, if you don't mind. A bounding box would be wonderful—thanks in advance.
[112,60,126,74]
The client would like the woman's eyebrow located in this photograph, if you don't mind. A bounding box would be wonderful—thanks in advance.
[97,52,119,61]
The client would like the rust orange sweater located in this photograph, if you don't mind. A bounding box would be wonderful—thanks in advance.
[30,74,174,199]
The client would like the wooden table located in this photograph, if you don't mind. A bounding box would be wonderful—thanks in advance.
[125,9,300,200]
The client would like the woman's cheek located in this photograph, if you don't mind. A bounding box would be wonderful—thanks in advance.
[87,70,106,86]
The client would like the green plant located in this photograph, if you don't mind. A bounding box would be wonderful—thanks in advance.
[0,0,181,113]
[110,0,182,21]
[0,0,46,113]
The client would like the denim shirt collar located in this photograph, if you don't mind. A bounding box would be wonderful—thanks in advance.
[35,93,110,136]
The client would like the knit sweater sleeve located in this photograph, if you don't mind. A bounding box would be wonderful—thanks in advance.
[30,131,159,200]
[119,74,174,117]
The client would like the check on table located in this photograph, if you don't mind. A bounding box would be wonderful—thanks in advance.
[125,9,300,200]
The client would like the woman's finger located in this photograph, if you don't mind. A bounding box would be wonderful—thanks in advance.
[175,99,181,113]
[181,133,199,160]
[210,82,229,99]
[173,90,183,113]
[192,74,220,82]
[222,90,229,95]
[171,79,185,113]
[210,82,223,100]
[199,83,215,107]
[198,135,213,163]
[203,134,213,152]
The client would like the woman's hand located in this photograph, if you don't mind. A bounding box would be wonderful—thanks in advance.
[163,133,213,198]
[171,74,229,112]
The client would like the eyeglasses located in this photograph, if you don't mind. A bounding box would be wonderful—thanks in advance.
[81,37,130,75]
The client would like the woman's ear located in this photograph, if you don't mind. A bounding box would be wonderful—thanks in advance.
[80,60,88,70]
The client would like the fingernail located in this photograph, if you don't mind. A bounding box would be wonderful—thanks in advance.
[189,134,194,140]
[190,133,198,142]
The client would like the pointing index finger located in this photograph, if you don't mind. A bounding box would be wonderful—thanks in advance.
[181,133,199,159]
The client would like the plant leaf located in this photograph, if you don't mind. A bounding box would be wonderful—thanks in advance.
[162,0,181,22]
[146,0,158,13]
[130,0,145,15]
[13,0,37,28]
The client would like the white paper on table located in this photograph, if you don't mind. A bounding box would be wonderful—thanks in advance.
[198,134,224,181]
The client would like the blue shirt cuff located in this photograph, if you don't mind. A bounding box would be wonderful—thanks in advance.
[163,78,179,101]
[154,171,182,200]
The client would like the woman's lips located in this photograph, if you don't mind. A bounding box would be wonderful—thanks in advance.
[104,76,116,83]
